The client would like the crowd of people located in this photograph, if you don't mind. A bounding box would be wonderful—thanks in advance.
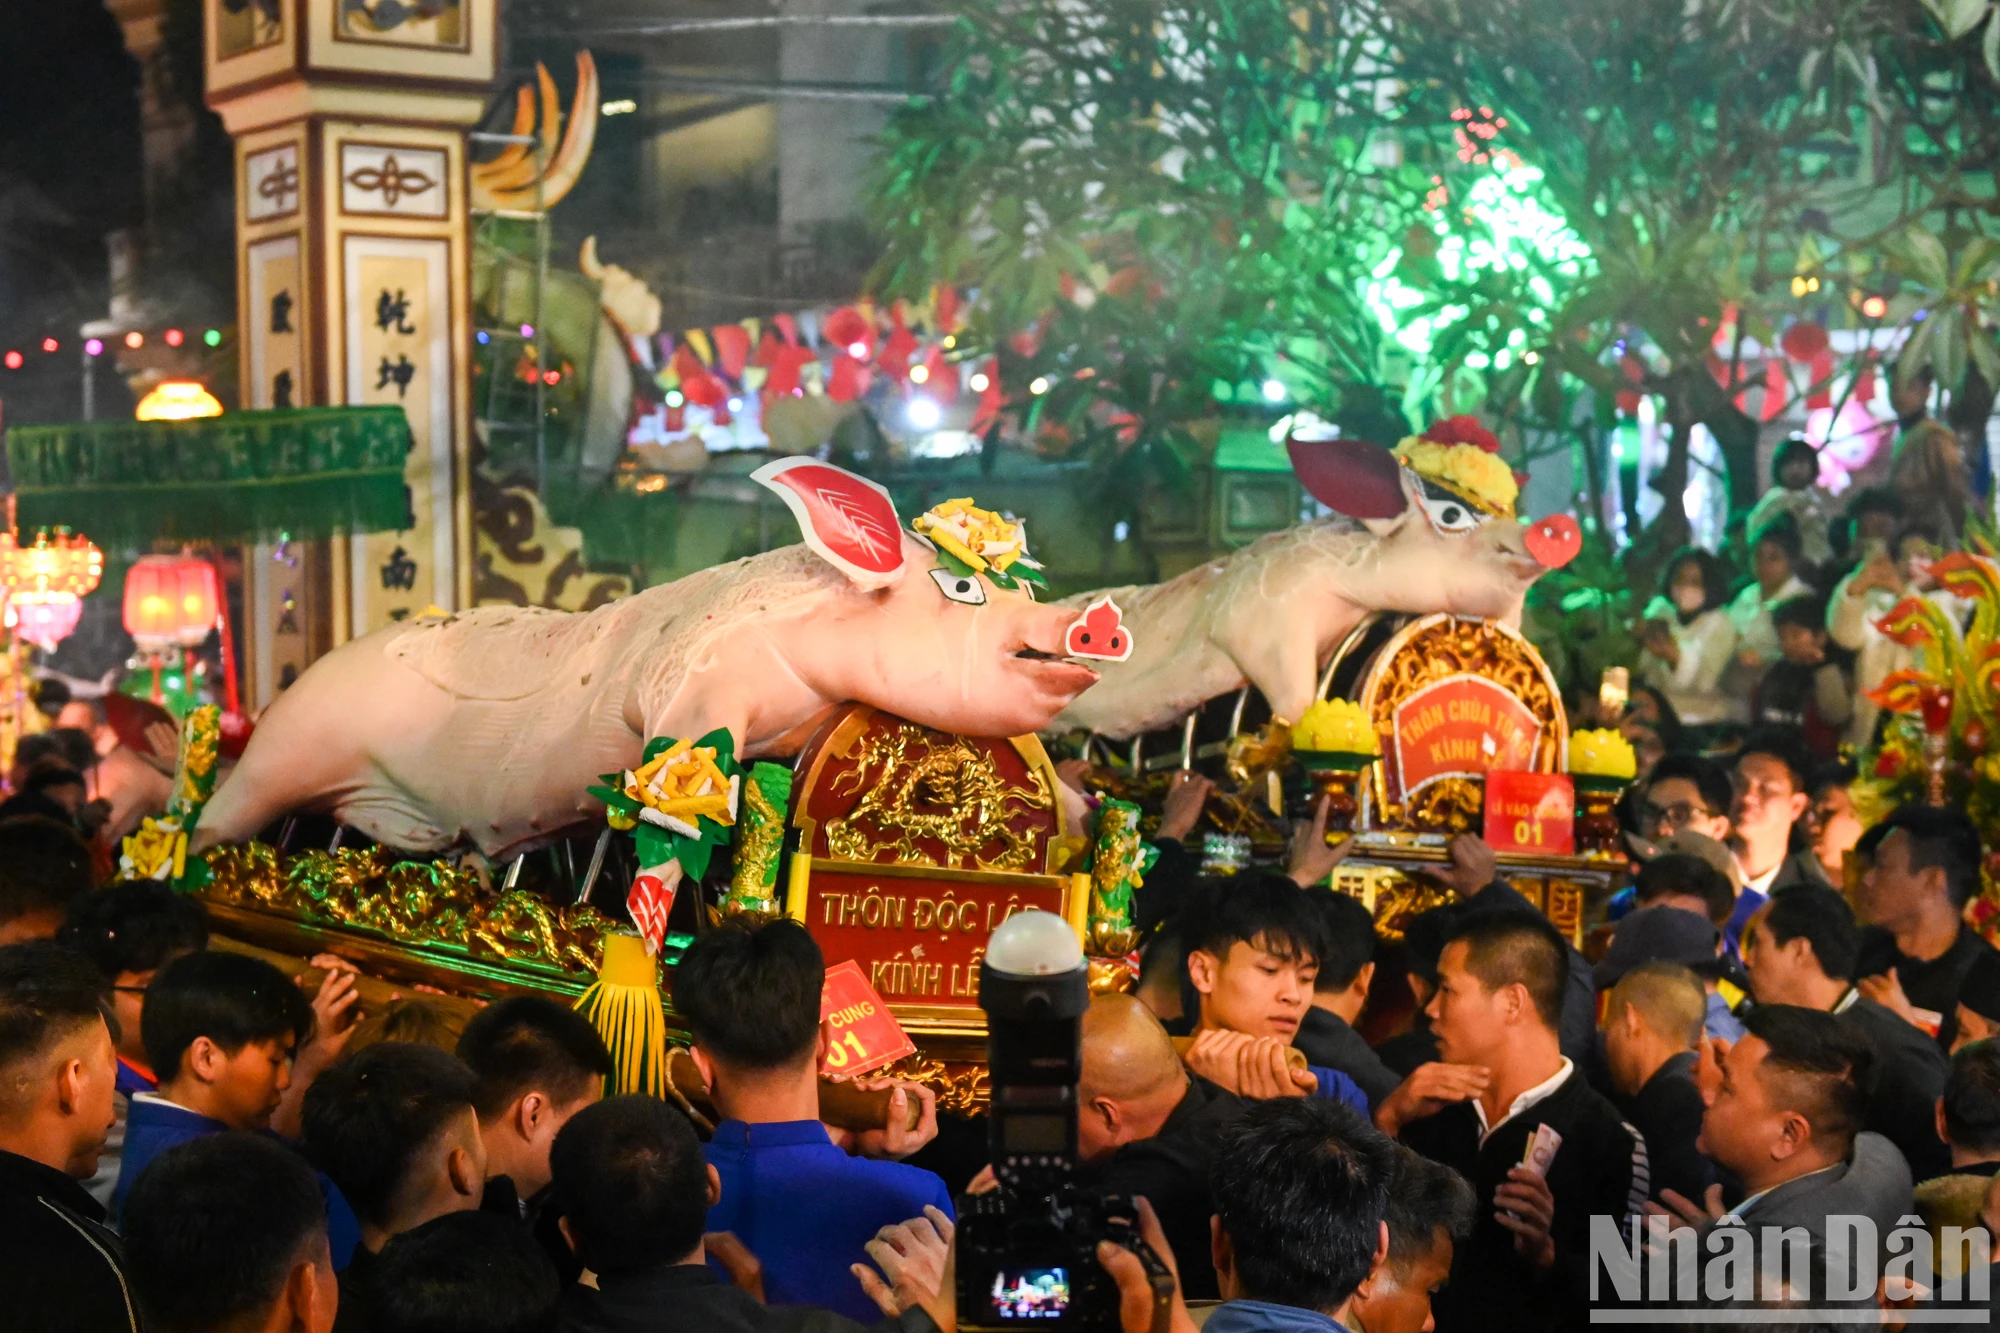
[7,730,2000,1330]
[6,423,2000,1330]
[1634,422,1976,755]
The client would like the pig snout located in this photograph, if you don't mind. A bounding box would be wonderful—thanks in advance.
[1524,514,1582,569]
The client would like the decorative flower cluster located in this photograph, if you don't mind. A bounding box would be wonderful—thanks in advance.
[1293,698,1381,756]
[912,498,1048,592]
[1568,728,1638,780]
[1392,432,1520,517]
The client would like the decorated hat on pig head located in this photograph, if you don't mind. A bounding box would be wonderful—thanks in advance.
[1392,416,1519,519]
[1286,416,1581,570]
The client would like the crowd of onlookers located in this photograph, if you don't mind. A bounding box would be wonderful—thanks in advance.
[8,419,2000,1330]
[8,719,2000,1331]
[1635,419,1977,755]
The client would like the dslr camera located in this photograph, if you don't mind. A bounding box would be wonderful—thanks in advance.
[956,911,1170,1331]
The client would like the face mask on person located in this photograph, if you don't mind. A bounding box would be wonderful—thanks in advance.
[1671,585,1706,615]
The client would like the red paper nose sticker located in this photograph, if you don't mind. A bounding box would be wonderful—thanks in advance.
[1524,514,1582,569]
[1065,596,1133,662]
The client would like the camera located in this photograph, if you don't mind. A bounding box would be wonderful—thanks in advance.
[956,911,1167,1331]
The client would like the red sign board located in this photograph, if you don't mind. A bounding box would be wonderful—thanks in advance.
[1483,770,1576,856]
[1390,675,1543,801]
[802,862,1067,1007]
[819,960,918,1077]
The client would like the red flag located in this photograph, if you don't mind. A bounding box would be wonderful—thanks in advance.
[1762,360,1790,422]
[712,323,752,379]
[828,353,869,402]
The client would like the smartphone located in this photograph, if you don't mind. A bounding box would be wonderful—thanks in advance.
[1598,666,1629,717]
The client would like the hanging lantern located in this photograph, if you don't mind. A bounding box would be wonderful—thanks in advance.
[124,553,220,653]
[10,595,84,652]
[0,528,103,653]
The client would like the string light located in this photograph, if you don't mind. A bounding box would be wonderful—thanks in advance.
[164,329,184,347]
[969,371,991,392]
[41,338,57,354]
[3,352,20,371]
[125,331,144,349]
[203,329,222,347]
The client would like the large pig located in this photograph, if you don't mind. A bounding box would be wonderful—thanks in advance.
[195,460,1123,858]
[1052,430,1581,738]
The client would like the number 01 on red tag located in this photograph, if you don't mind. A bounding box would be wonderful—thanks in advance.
[1482,770,1576,856]
[819,960,918,1078]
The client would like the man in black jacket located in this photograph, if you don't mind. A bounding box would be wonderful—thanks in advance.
[1601,963,1712,1204]
[1296,890,1401,1108]
[1075,993,1243,1298]
[553,1094,949,1333]
[1854,805,2000,1050]
[1741,884,1950,1179]
[1382,912,1647,1333]
[0,941,139,1333]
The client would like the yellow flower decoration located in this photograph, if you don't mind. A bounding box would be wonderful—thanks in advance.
[119,815,188,882]
[1569,729,1638,780]
[620,739,740,839]
[1391,437,1519,517]
[911,498,1045,589]
[1294,699,1381,755]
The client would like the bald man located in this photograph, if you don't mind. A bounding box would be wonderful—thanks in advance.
[1076,994,1243,1299]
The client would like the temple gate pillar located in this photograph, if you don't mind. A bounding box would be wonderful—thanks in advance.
[202,0,492,706]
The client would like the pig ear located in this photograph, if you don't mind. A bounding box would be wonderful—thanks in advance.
[751,456,906,589]
[1286,430,1408,520]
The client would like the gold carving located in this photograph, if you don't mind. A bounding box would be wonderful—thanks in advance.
[877,1052,991,1115]
[199,844,612,974]
[1357,616,1566,834]
[825,724,1052,872]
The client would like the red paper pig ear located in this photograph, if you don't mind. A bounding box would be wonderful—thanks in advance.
[1286,429,1408,520]
[751,456,906,589]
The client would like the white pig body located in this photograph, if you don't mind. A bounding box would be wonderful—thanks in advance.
[197,524,1111,858]
[1053,452,1575,739]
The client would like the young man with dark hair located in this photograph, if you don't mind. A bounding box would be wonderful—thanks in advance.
[1179,874,1369,1110]
[1207,1097,1394,1333]
[0,940,138,1332]
[1383,911,1647,1333]
[303,1041,486,1327]
[122,1132,336,1333]
[1912,1040,2000,1251]
[1741,884,1949,1179]
[1653,1005,1912,1310]
[552,1094,951,1333]
[1635,754,1735,847]
[119,949,317,1208]
[58,881,208,1204]
[372,1211,560,1333]
[1727,728,1828,947]
[0,815,97,944]
[1294,890,1401,1109]
[456,994,610,1278]
[1346,1144,1475,1333]
[1600,963,1710,1205]
[1855,805,1999,1050]
[676,920,948,1322]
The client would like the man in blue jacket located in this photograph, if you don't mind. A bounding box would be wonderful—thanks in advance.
[678,920,950,1323]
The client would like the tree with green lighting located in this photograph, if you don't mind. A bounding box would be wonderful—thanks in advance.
[1383,0,1902,558]
[867,0,1434,513]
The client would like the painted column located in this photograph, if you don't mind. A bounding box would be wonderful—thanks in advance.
[204,0,492,707]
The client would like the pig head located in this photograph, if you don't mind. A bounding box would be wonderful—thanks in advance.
[1050,430,1579,738]
[195,459,1125,859]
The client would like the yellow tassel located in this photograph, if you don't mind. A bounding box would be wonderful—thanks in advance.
[573,931,668,1098]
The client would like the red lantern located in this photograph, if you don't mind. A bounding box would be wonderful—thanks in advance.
[124,553,219,652]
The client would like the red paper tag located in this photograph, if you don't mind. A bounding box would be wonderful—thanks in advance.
[627,871,677,957]
[819,959,917,1078]
[1483,770,1575,856]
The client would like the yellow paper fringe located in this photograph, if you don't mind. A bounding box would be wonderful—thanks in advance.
[573,931,668,1099]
